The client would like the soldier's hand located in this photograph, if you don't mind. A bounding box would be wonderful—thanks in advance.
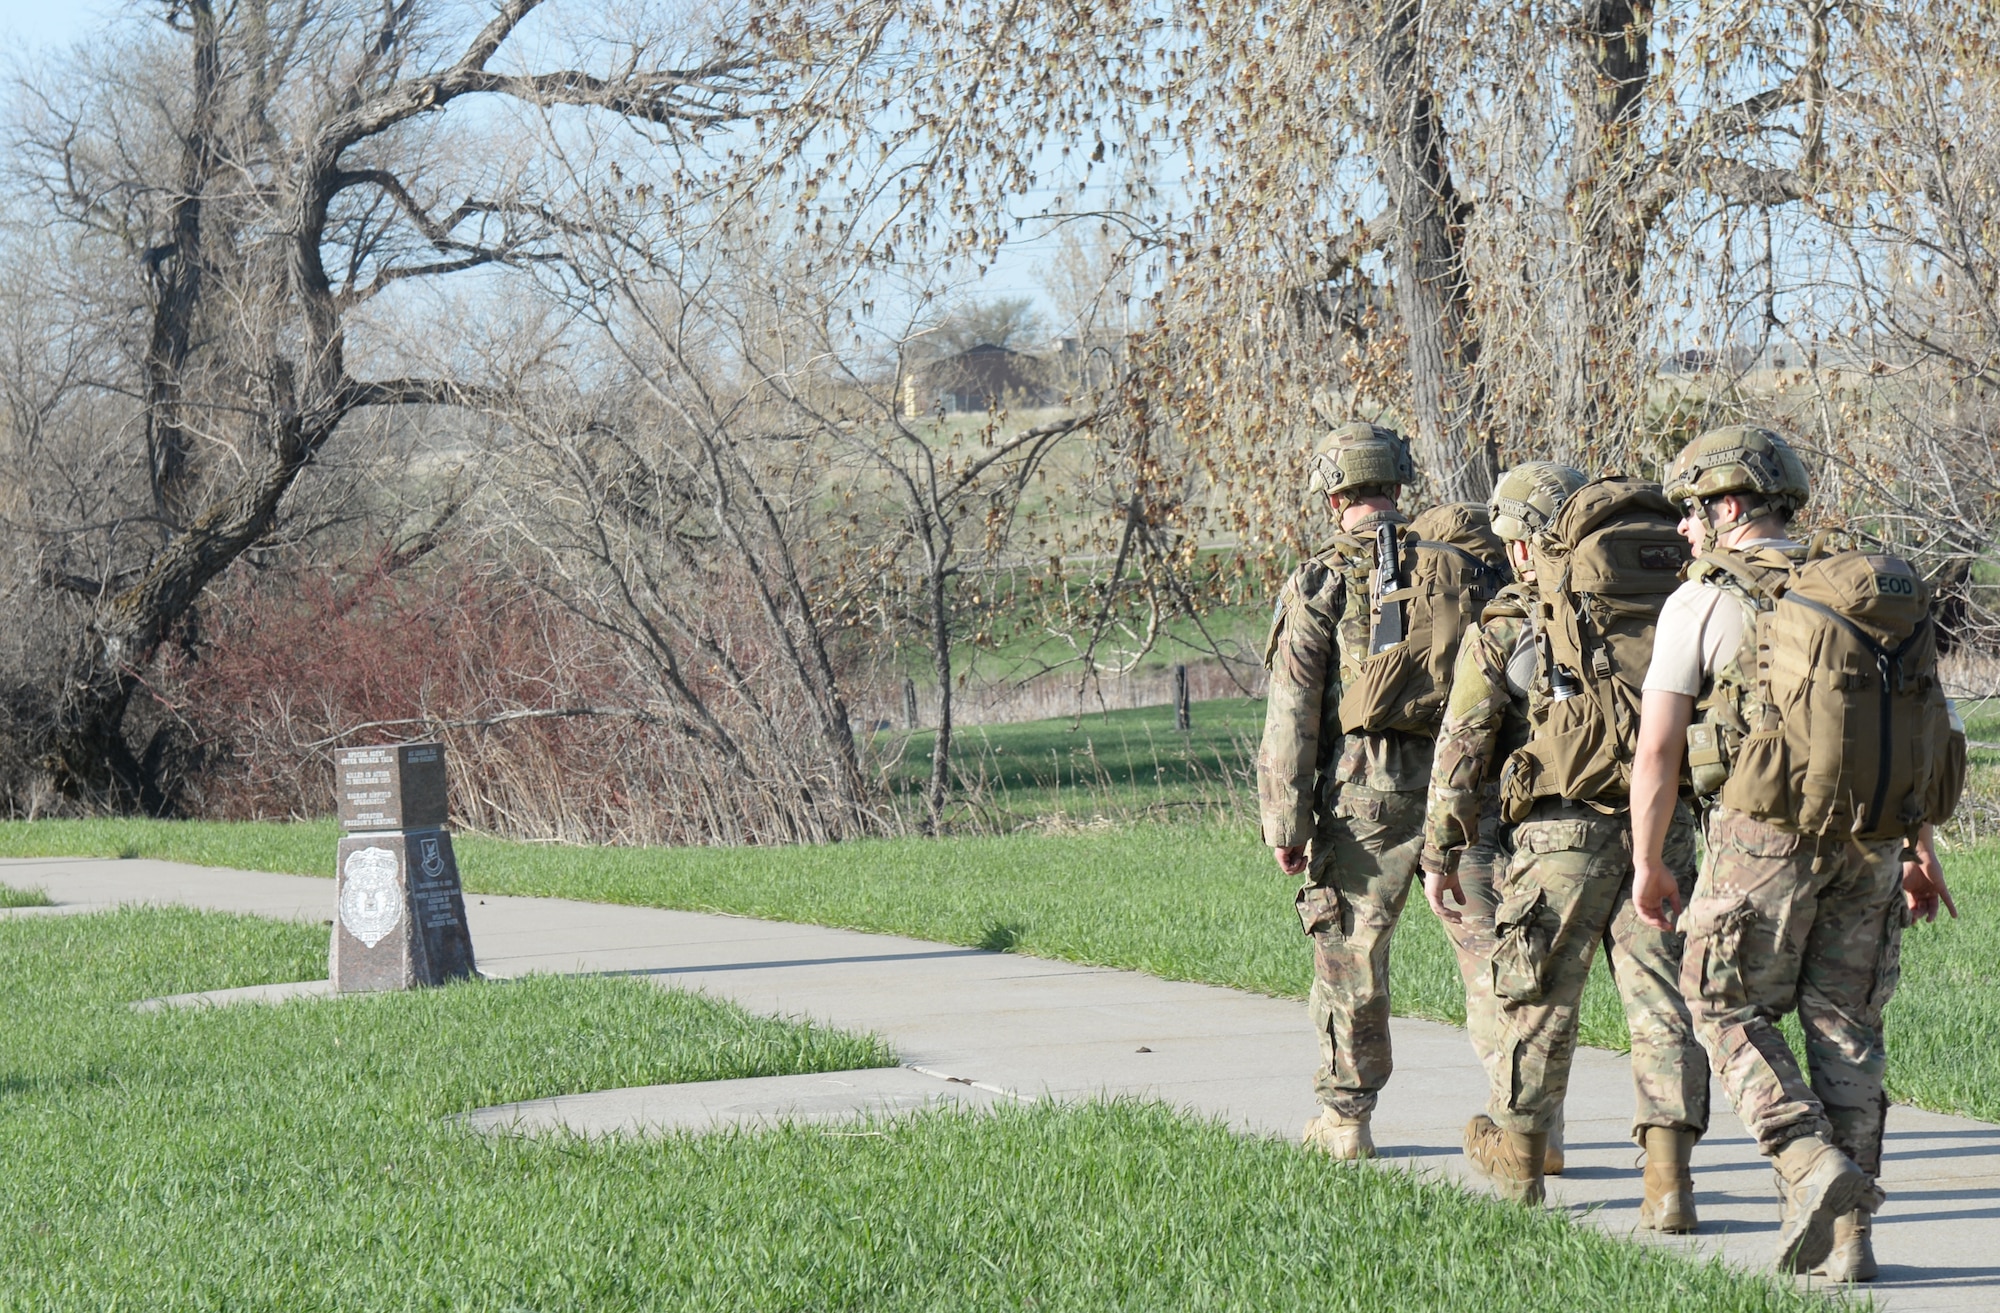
[1274,844,1309,876]
[1633,857,1683,932]
[1424,866,1465,924]
[1903,844,1958,923]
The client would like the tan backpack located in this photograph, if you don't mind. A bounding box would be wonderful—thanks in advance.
[1714,550,1962,841]
[1337,503,1509,738]
[1500,478,1690,820]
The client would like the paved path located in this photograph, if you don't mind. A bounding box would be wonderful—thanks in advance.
[8,854,1999,1310]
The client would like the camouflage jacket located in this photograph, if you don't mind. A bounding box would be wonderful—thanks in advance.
[1257,506,1433,848]
[1420,583,1536,872]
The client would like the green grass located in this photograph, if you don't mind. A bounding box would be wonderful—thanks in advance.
[4,814,1996,1124]
[874,695,1265,822]
[0,882,51,908]
[942,597,1273,687]
[0,909,1832,1310]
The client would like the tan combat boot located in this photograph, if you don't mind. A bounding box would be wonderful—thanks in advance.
[1772,1135,1870,1274]
[1302,1110,1377,1161]
[1638,1126,1699,1233]
[1463,1114,1546,1205]
[1812,1210,1878,1283]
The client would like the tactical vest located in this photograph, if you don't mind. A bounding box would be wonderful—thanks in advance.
[1499,478,1690,820]
[1333,504,1509,739]
[1692,546,1964,841]
[1683,545,1802,795]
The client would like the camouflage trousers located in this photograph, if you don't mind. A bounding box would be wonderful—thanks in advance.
[1440,830,1505,1080]
[1297,785,1426,1120]
[1681,808,1907,1177]
[1486,801,1708,1142]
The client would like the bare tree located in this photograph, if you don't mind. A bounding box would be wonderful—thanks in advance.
[7,0,1997,838]
[0,0,865,812]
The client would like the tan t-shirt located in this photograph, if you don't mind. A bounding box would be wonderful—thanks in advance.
[1642,538,1803,697]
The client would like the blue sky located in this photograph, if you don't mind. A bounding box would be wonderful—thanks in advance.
[0,0,105,54]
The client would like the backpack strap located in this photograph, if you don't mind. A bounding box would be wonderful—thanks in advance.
[1779,594,1931,669]
[1690,549,1791,607]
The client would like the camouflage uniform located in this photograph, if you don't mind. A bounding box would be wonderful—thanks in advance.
[1421,584,1535,1077]
[1259,506,1433,1121]
[1490,800,1705,1140]
[1424,586,1708,1142]
[1675,556,1907,1178]
[1684,808,1905,1176]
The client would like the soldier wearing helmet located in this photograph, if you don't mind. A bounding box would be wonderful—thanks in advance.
[1628,424,1957,1280]
[1258,421,1506,1161]
[1304,420,1417,503]
[1418,462,1583,1178]
[1662,423,1811,536]
[1425,462,1711,1227]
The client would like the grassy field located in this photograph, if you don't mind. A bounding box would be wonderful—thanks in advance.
[875,695,1264,823]
[941,596,1272,689]
[0,908,1836,1310]
[6,809,1996,1124]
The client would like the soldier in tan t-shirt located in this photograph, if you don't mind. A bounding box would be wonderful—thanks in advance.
[1639,537,1787,698]
[1627,426,1956,1282]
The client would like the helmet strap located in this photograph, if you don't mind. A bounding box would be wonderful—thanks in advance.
[1703,494,1751,536]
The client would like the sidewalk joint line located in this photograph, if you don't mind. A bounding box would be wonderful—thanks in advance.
[591,947,994,976]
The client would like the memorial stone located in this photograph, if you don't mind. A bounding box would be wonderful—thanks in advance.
[335,742,448,831]
[331,743,476,993]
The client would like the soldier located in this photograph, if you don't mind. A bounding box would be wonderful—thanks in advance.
[1419,462,1586,1177]
[1628,425,1962,1279]
[1259,421,1504,1160]
[1427,469,1709,1220]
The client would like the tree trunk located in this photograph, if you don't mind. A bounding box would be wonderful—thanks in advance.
[925,550,953,832]
[54,412,322,808]
[142,0,218,525]
[1561,0,1654,453]
[1372,0,1495,503]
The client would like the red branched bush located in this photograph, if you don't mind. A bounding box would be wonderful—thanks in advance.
[160,548,871,845]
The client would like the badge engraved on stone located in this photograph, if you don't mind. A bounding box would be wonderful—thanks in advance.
[340,846,404,948]
[418,835,445,880]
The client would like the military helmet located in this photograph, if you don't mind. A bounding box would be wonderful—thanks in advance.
[1307,421,1416,499]
[1487,461,1589,541]
[1664,425,1811,516]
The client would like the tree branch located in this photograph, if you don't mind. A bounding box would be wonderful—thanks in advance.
[344,376,504,409]
[1635,77,1815,222]
[1636,153,1811,224]
[298,704,669,751]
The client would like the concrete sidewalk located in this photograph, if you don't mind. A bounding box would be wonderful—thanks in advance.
[7,854,1999,1310]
